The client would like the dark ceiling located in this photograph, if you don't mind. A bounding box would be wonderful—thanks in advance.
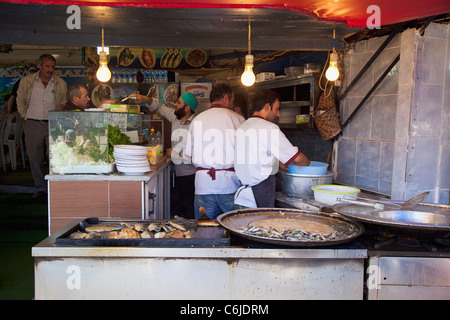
[0,3,357,50]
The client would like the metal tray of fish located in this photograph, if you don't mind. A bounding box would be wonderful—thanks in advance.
[55,217,230,247]
[217,208,364,247]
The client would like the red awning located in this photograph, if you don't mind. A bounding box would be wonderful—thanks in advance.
[3,0,450,27]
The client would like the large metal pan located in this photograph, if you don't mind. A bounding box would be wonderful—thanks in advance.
[332,201,450,237]
[217,208,364,247]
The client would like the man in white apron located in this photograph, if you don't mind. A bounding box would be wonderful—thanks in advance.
[185,83,245,219]
[234,89,310,208]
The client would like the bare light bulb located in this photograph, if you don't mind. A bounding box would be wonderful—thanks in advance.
[325,51,339,81]
[96,51,111,82]
[241,55,255,86]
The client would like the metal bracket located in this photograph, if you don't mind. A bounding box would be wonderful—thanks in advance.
[417,15,437,36]
[338,24,403,103]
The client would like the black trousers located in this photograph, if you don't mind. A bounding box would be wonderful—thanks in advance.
[170,174,195,219]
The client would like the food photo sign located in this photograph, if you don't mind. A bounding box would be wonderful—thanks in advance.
[83,47,209,69]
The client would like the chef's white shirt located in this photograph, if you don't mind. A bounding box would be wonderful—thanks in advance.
[234,116,300,208]
[185,105,245,195]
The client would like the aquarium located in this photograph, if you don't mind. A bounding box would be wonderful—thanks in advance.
[48,111,142,174]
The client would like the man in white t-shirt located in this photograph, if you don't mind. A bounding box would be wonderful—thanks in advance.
[185,83,245,219]
[234,89,310,208]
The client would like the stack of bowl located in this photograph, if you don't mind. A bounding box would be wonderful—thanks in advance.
[114,145,150,175]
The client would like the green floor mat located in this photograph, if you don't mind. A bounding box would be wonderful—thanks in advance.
[0,188,48,300]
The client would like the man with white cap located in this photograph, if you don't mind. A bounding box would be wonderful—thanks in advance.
[130,91,199,219]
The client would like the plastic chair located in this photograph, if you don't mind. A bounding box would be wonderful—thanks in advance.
[0,109,6,171]
[1,111,26,171]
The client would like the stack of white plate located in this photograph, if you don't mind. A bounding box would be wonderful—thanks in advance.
[113,145,150,175]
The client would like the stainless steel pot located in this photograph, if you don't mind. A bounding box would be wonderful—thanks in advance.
[278,170,334,198]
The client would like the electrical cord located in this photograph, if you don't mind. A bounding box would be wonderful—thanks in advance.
[318,51,333,98]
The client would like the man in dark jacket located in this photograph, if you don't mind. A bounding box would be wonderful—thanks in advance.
[63,84,91,111]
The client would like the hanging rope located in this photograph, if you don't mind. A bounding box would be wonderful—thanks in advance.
[247,19,251,56]
[318,28,336,98]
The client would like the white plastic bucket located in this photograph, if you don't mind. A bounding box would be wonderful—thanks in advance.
[311,184,361,205]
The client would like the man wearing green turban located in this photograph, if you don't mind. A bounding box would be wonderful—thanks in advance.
[131,91,199,218]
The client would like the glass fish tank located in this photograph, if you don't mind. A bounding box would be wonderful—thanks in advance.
[48,111,143,174]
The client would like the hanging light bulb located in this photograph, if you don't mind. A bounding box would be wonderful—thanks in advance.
[97,51,111,82]
[241,20,255,87]
[96,26,111,82]
[241,54,255,86]
[325,29,340,82]
[326,51,339,81]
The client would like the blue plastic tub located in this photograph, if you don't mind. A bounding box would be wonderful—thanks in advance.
[287,161,328,175]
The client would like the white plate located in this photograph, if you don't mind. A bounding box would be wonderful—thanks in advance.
[115,158,148,163]
[116,165,150,172]
[115,157,148,162]
[115,145,147,151]
[114,150,148,157]
[115,161,149,167]
[118,170,150,176]
[122,171,149,176]
[113,151,148,157]
[113,148,148,157]
[113,154,148,161]
[114,145,148,153]
[91,84,114,107]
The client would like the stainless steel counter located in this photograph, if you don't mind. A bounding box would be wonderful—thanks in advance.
[33,219,367,300]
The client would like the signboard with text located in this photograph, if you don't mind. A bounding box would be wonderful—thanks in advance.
[0,66,87,106]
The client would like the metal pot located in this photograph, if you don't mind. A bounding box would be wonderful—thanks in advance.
[277,170,334,198]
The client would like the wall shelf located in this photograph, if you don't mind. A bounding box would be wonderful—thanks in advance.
[253,73,322,129]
